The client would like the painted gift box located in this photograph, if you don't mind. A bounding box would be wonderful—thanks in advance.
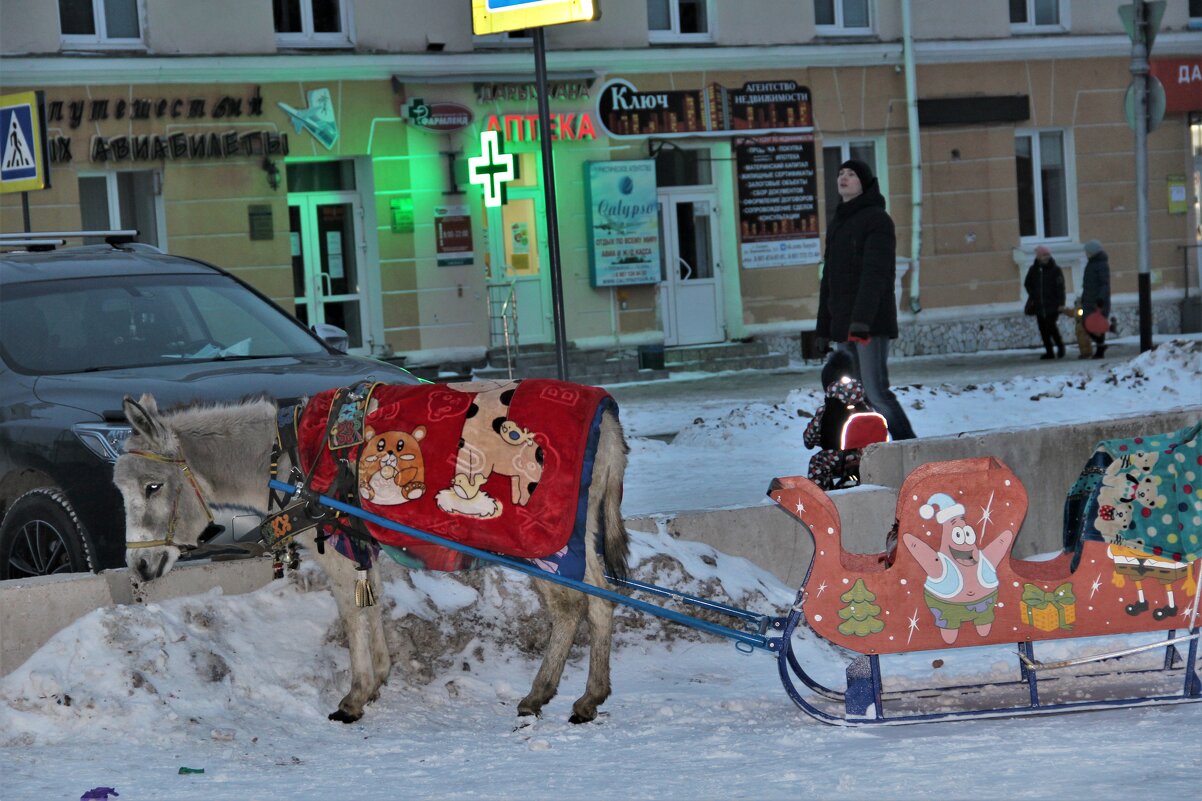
[1020,582,1077,632]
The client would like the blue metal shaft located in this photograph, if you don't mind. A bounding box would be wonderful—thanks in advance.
[607,575,769,628]
[271,480,772,650]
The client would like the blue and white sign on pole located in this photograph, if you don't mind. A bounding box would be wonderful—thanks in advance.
[1,91,49,194]
[471,0,599,35]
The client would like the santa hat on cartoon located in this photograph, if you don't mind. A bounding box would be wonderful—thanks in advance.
[920,493,966,525]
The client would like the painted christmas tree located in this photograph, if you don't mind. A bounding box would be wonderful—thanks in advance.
[838,578,884,636]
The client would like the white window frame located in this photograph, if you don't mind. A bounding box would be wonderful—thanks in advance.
[274,0,354,48]
[1014,127,1077,244]
[59,0,144,48]
[1009,0,1069,34]
[648,0,714,44]
[78,170,166,249]
[814,0,874,37]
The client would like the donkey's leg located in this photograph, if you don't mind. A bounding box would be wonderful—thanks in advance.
[307,537,389,723]
[518,581,586,719]
[570,582,615,724]
[570,410,628,723]
[367,565,391,684]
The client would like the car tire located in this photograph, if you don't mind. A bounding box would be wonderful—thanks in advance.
[0,488,95,579]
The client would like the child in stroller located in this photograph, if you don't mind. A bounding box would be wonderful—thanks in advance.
[804,350,890,491]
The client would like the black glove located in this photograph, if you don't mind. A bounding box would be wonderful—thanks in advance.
[812,336,830,358]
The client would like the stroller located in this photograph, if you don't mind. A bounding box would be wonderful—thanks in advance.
[804,350,890,491]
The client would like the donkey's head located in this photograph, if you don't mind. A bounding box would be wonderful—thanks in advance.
[115,394,222,581]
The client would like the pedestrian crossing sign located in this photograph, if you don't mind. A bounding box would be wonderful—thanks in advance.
[1,91,49,194]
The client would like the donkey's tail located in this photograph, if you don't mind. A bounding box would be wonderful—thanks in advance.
[598,407,630,583]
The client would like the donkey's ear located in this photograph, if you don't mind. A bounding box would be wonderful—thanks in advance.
[124,394,164,442]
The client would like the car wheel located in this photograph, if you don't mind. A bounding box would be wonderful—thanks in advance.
[0,488,94,579]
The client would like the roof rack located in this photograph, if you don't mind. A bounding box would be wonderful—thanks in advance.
[0,229,140,249]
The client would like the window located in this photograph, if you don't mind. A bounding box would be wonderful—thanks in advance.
[1190,0,1202,29]
[648,0,712,43]
[274,0,352,47]
[58,0,141,45]
[1015,130,1072,241]
[1010,0,1064,30]
[814,0,872,35]
[78,172,162,248]
[652,143,712,187]
[821,139,882,224]
[472,28,533,48]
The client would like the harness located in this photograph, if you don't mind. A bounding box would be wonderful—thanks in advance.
[124,449,222,551]
[259,383,383,604]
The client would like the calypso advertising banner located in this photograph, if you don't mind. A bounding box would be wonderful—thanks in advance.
[585,160,661,287]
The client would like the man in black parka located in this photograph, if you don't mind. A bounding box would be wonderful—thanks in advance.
[815,159,916,440]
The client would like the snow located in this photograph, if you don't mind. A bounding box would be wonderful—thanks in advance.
[2,339,1201,801]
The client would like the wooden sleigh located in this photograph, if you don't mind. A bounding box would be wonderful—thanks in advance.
[768,452,1201,725]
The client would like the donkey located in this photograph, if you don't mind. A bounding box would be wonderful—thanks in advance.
[113,390,630,725]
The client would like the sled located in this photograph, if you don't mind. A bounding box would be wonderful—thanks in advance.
[268,405,1200,727]
[768,445,1201,725]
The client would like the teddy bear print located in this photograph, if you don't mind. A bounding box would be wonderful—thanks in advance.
[358,425,426,506]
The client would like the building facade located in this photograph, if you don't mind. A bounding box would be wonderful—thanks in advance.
[2,0,1200,366]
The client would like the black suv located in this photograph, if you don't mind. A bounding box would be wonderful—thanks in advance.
[0,234,420,578]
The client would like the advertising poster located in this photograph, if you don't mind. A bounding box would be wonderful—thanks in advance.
[434,204,474,267]
[734,134,821,268]
[585,160,661,287]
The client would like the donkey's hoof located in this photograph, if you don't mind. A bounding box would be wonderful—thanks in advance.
[328,708,362,724]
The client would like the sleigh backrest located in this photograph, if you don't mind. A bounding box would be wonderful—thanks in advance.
[1063,420,1202,570]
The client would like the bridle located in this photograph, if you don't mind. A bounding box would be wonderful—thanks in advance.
[124,449,220,551]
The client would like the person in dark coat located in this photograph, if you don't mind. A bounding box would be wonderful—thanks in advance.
[1080,239,1111,359]
[1024,245,1066,359]
[815,159,916,440]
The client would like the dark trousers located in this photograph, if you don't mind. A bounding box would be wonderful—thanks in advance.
[1036,313,1064,355]
[830,340,916,441]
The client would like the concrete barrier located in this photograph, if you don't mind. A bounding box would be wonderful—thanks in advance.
[1,558,273,676]
[627,485,898,589]
[858,407,1201,557]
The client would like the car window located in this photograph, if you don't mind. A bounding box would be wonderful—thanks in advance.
[0,273,327,375]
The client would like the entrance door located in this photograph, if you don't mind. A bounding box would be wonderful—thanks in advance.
[658,191,724,346]
[289,193,368,352]
[484,189,551,345]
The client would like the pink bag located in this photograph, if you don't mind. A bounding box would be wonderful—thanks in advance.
[1084,309,1109,336]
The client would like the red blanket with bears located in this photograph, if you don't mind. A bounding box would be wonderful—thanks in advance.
[296,379,611,571]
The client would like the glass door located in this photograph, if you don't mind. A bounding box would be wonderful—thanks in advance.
[484,187,551,345]
[657,190,724,346]
[289,193,366,351]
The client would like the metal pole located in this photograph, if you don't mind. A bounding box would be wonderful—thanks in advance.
[1132,0,1153,352]
[21,192,31,232]
[533,27,570,381]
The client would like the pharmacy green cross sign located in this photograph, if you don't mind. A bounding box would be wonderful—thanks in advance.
[468,130,515,208]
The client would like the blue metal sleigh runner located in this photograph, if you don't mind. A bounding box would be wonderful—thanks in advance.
[265,393,1200,726]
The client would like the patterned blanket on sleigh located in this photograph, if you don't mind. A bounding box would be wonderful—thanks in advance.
[1063,421,1201,617]
[294,379,614,578]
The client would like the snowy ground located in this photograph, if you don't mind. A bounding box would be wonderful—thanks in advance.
[2,339,1200,801]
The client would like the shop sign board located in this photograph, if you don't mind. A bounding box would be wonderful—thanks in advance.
[585,160,660,287]
[734,134,821,268]
[1,91,49,193]
[1150,57,1202,112]
[471,0,598,35]
[597,78,812,139]
[402,98,473,133]
[484,112,597,143]
[435,204,474,266]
